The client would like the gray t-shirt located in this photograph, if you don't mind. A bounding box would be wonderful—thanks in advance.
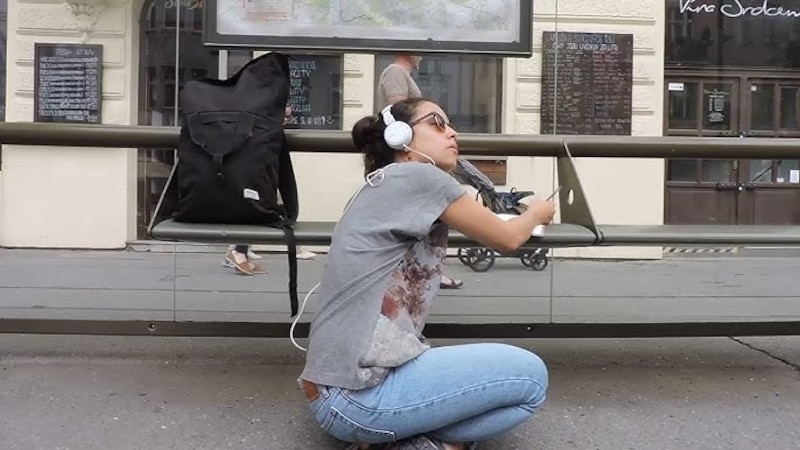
[299,163,465,390]
[375,64,423,111]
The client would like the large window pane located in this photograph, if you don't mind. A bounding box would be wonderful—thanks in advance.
[750,84,774,131]
[780,87,799,131]
[777,160,800,183]
[666,0,800,68]
[701,160,732,182]
[748,160,773,183]
[668,159,697,182]
[136,0,227,239]
[374,55,502,133]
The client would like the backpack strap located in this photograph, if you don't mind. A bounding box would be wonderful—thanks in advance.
[278,134,299,222]
[282,224,299,316]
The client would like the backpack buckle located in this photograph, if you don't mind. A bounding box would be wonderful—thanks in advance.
[213,153,224,182]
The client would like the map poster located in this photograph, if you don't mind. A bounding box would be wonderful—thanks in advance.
[204,0,533,56]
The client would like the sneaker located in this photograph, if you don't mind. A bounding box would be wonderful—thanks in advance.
[388,435,446,450]
[247,249,262,260]
[221,258,235,268]
[296,249,317,260]
[342,444,389,450]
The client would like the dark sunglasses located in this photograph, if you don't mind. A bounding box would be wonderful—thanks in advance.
[408,112,456,133]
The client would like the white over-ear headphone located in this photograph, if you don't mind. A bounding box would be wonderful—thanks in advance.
[381,105,413,150]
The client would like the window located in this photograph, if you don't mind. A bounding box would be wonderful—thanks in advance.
[664,0,800,226]
[374,54,504,183]
[137,0,248,238]
[665,0,800,68]
[375,54,502,133]
[137,0,346,238]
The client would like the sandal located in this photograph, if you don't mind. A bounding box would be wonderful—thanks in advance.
[439,275,464,289]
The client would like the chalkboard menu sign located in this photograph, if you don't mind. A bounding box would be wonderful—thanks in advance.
[540,32,633,135]
[34,43,102,124]
[284,54,343,130]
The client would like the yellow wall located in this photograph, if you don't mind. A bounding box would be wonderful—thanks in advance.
[1,0,138,248]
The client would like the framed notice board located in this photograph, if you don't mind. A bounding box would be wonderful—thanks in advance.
[283,54,343,130]
[204,1,533,57]
[540,32,633,135]
[34,43,103,124]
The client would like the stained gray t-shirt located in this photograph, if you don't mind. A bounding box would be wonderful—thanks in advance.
[375,64,423,111]
[299,162,465,390]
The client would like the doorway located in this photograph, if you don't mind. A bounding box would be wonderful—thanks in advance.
[664,73,800,225]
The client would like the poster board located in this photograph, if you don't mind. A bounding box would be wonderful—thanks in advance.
[284,54,343,130]
[204,1,533,56]
[33,43,102,124]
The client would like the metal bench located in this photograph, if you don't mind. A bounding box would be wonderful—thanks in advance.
[149,220,600,247]
[148,146,800,249]
[150,219,800,248]
[2,123,800,338]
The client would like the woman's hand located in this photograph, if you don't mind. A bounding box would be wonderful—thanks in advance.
[526,199,556,225]
[440,194,557,253]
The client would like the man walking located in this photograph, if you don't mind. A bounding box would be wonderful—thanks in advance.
[376,54,423,111]
[376,54,464,289]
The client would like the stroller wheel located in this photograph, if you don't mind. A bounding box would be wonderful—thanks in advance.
[531,256,549,271]
[521,251,549,271]
[466,248,495,272]
[457,247,472,265]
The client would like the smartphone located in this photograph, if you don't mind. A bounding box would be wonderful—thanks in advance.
[546,186,562,201]
[533,186,561,237]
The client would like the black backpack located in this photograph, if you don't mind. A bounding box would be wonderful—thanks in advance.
[174,52,300,316]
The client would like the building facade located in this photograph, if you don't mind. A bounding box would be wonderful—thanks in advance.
[664,0,800,226]
[3,1,791,257]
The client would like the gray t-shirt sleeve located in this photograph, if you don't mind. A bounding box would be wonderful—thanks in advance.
[392,163,466,239]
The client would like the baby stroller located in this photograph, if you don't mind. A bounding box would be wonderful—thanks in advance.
[451,159,550,273]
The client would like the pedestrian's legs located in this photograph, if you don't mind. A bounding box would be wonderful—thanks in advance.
[296,246,317,260]
[306,343,547,445]
[224,245,266,275]
[440,274,463,289]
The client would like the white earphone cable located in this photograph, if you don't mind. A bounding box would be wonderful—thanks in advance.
[403,145,436,166]
[288,164,395,352]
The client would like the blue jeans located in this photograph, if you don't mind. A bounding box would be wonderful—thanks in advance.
[305,343,548,444]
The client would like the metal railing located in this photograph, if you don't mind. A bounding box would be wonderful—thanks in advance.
[2,122,800,158]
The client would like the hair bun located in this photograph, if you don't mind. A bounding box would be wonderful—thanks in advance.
[352,115,383,151]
